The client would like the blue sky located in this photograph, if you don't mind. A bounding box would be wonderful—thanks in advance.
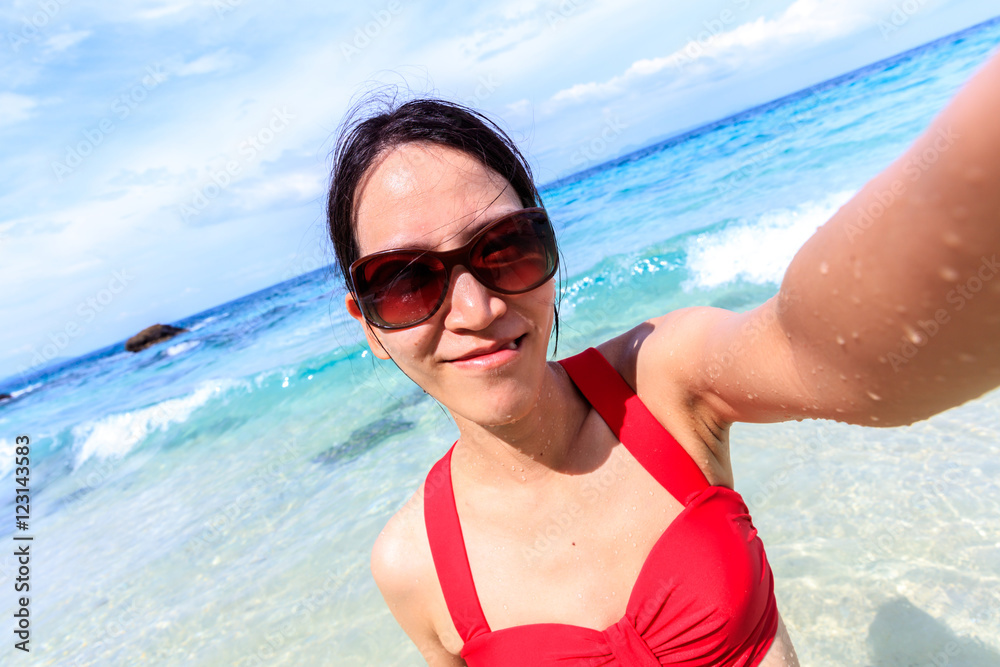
[0,0,996,384]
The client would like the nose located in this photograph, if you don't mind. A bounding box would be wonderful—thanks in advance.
[441,265,506,331]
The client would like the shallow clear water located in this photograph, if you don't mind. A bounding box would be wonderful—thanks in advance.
[2,16,999,666]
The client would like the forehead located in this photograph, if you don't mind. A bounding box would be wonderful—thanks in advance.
[354,142,520,254]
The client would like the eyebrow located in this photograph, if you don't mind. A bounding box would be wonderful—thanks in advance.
[373,209,516,254]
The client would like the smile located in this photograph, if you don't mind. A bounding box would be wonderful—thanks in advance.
[448,334,527,369]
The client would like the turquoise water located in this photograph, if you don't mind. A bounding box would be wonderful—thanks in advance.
[2,17,1000,666]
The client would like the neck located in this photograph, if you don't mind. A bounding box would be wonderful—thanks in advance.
[449,361,591,485]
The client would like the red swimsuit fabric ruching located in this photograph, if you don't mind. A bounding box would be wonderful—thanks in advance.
[423,346,779,665]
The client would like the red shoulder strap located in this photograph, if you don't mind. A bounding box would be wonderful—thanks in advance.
[557,347,709,504]
[423,444,491,643]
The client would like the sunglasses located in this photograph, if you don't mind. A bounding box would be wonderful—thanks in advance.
[349,207,558,330]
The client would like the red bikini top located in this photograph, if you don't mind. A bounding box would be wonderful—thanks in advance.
[423,347,779,665]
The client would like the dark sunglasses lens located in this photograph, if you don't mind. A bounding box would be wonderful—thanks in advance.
[358,254,445,327]
[473,213,555,292]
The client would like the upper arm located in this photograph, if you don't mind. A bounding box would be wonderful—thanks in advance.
[635,303,847,429]
[371,501,466,666]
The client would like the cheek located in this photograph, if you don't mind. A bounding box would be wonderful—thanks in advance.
[381,327,439,364]
[523,281,558,313]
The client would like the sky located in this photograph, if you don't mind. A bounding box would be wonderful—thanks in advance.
[1,0,997,384]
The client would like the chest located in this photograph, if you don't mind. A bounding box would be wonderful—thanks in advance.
[458,444,687,632]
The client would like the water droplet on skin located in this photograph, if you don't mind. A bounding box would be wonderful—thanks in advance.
[939,266,960,282]
[903,325,925,345]
[836,335,846,346]
[819,261,829,275]
[867,391,882,401]
[852,331,860,341]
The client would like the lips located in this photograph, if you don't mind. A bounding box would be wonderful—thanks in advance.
[449,334,525,362]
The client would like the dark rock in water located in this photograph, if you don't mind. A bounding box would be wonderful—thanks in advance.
[313,416,414,465]
[0,393,11,402]
[125,324,188,352]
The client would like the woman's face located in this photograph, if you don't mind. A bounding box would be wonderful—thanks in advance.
[345,141,557,427]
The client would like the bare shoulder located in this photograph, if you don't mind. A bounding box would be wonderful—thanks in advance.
[370,485,429,594]
[593,308,739,484]
[371,482,466,665]
[606,299,865,431]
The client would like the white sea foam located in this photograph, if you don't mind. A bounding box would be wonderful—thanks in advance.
[0,439,16,478]
[292,319,332,340]
[166,340,201,356]
[252,366,298,390]
[188,315,220,332]
[684,191,855,290]
[10,381,42,399]
[71,379,242,468]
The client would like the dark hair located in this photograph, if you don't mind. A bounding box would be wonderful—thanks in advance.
[327,96,561,354]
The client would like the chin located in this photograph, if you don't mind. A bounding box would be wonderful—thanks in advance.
[450,379,540,427]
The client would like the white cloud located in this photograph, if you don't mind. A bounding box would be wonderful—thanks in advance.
[44,30,93,54]
[551,80,620,104]
[0,92,38,126]
[505,98,532,116]
[133,0,197,21]
[546,0,892,108]
[232,171,325,209]
[175,49,236,76]
[53,257,106,278]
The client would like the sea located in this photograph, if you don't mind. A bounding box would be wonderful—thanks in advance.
[2,16,1000,666]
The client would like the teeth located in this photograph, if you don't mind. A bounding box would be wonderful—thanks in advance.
[505,339,518,350]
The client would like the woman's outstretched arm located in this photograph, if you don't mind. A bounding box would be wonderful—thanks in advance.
[639,46,1000,428]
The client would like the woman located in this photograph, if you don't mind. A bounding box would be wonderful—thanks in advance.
[328,46,1000,665]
